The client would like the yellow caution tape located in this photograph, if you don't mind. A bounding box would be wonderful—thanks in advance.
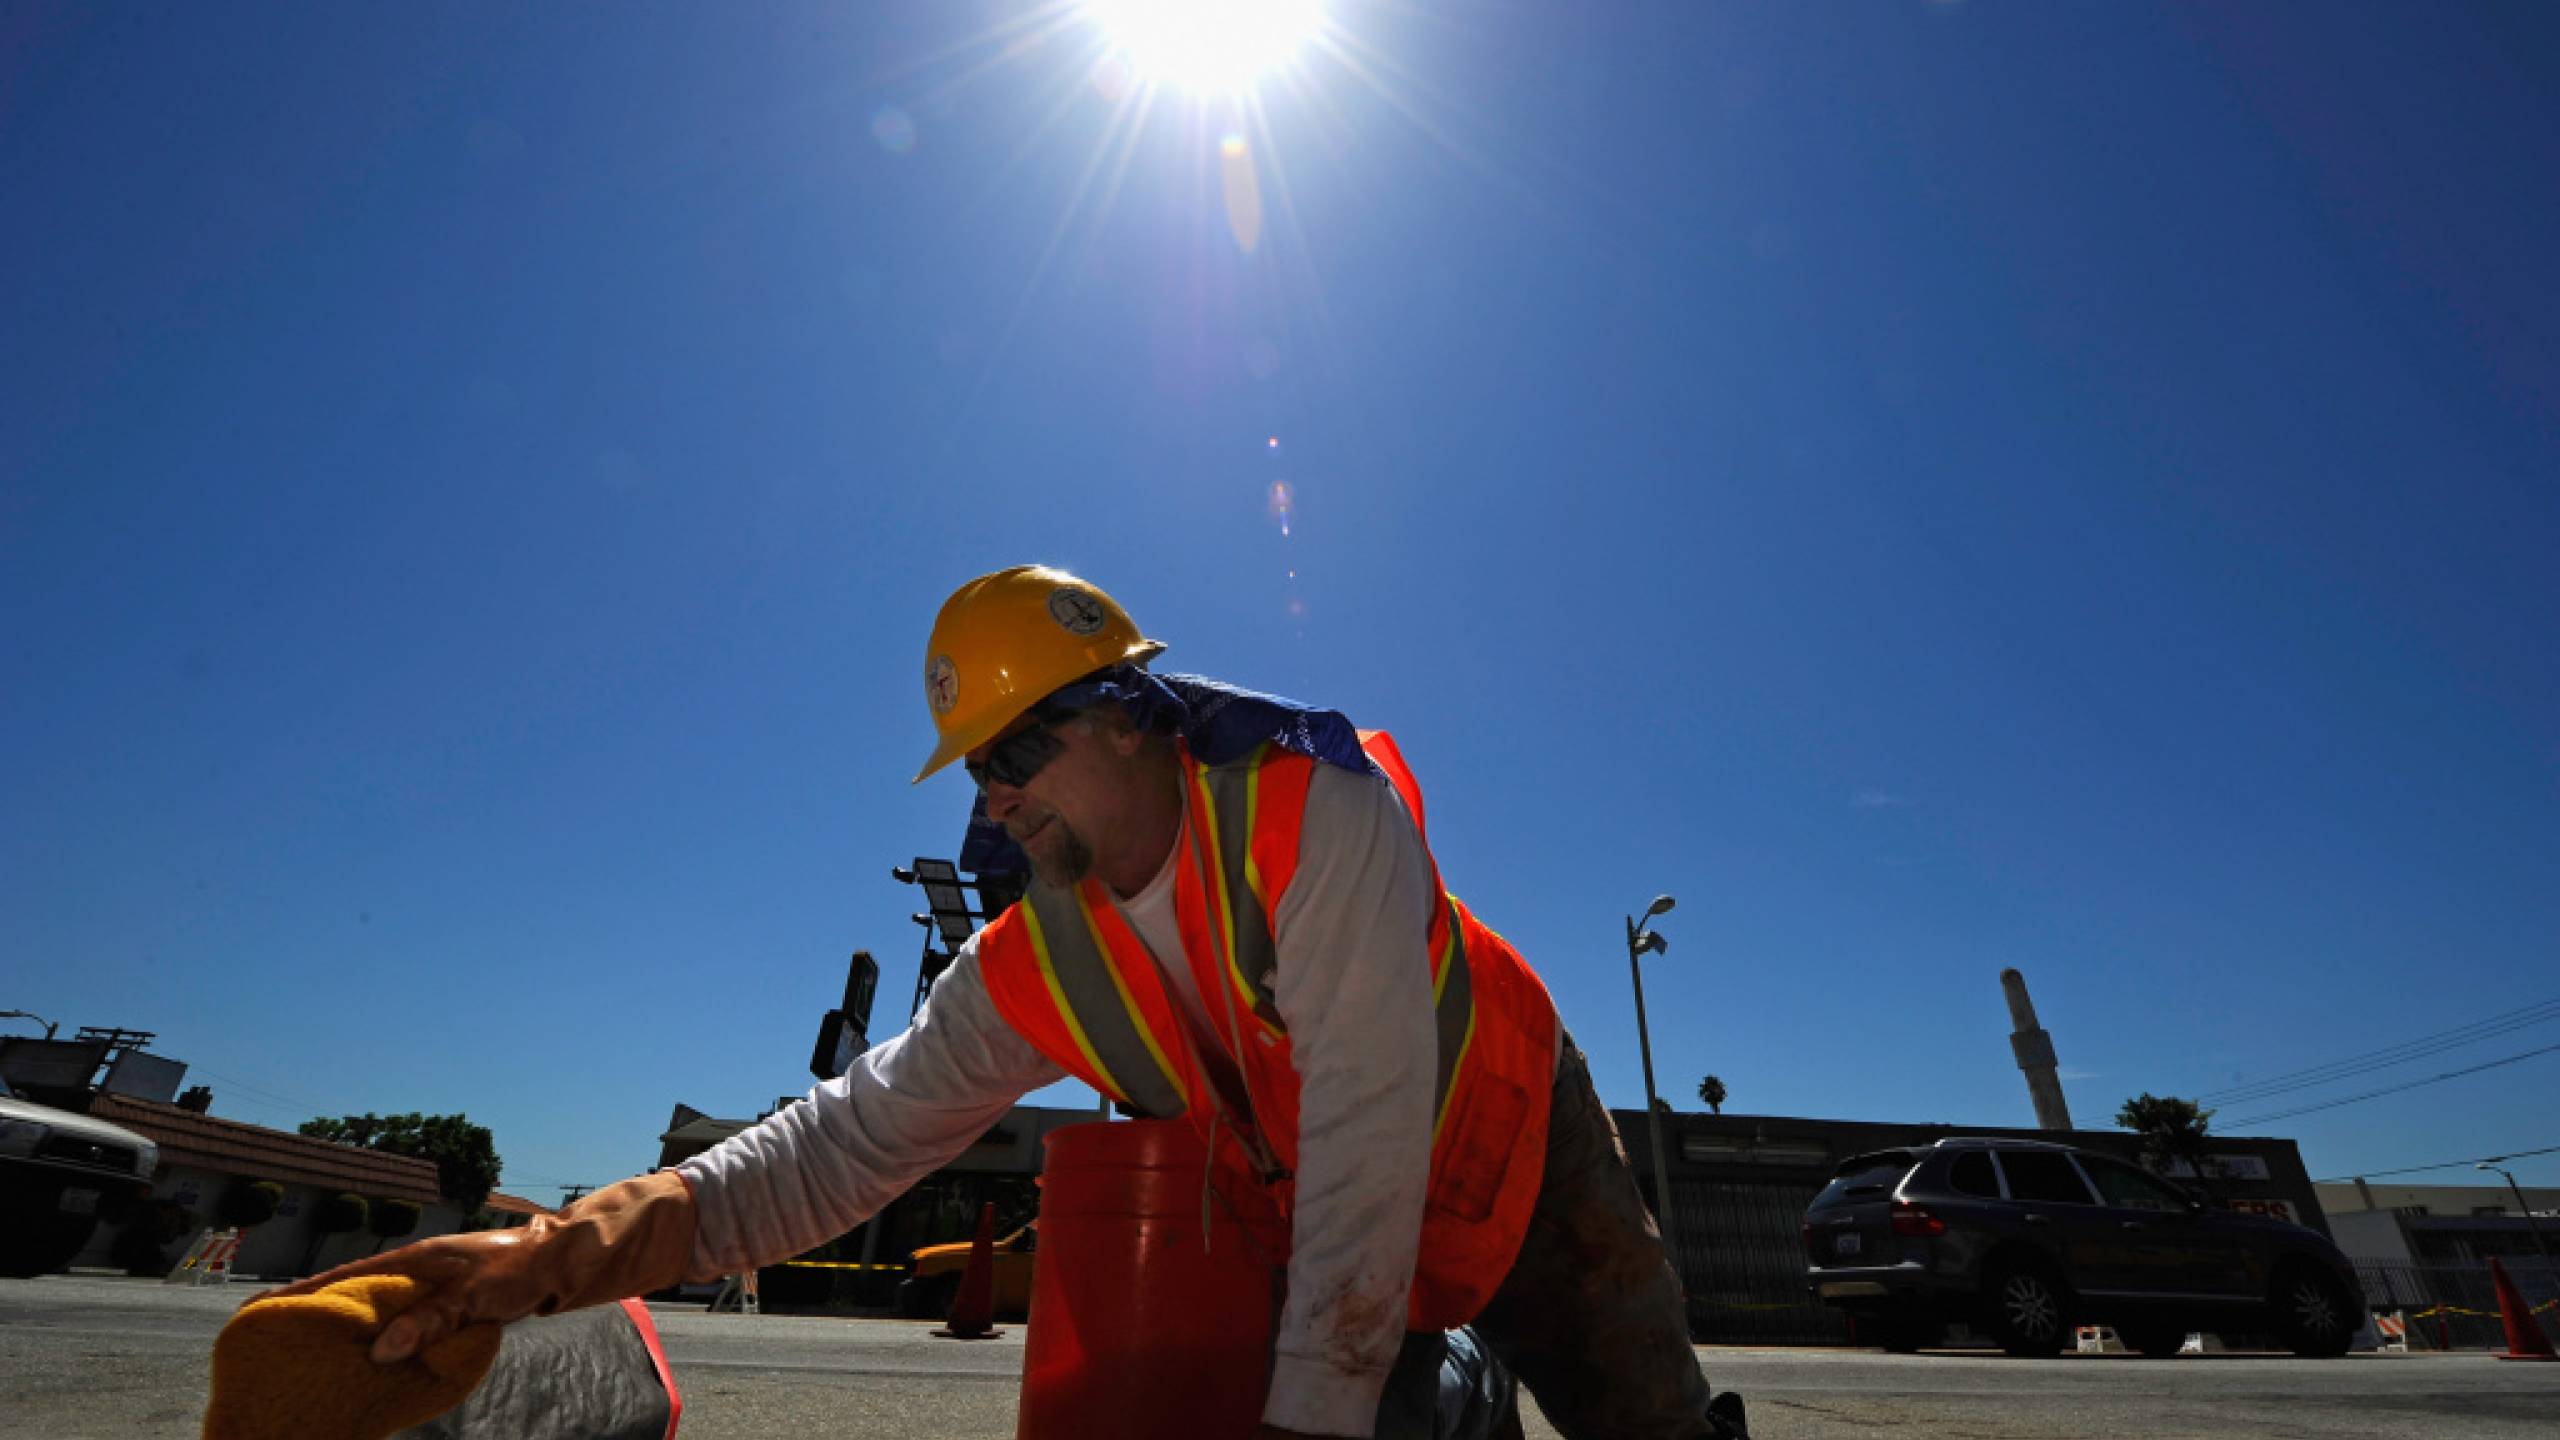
[774,1260,907,1272]
[2408,1300,2560,1320]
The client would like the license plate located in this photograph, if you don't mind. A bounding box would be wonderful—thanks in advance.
[1834,1231,1863,1257]
[58,1188,99,1216]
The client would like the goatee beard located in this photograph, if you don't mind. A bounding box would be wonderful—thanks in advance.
[1029,824,1094,888]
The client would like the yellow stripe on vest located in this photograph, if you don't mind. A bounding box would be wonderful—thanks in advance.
[1432,1004,1478,1152]
[1432,900,1461,1005]
[1022,895,1126,1104]
[1242,744,1270,912]
[1191,763,1280,1037]
[1429,909,1471,1142]
[1076,888,1192,1112]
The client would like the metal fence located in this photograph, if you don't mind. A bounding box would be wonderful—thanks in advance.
[2354,1260,2560,1352]
[1669,1177,1846,1343]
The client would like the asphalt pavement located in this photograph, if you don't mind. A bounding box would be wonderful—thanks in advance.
[4,1272,2555,1439]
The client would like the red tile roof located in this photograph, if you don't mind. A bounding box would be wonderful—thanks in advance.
[90,1095,443,1204]
[481,1191,552,1218]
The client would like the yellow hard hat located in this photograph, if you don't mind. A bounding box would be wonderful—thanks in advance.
[913,565,1166,782]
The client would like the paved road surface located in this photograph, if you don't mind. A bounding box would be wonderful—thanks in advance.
[5,1274,2554,1439]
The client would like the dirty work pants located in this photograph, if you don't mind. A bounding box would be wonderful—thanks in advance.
[1379,1034,1715,1440]
[1372,1327,1517,1440]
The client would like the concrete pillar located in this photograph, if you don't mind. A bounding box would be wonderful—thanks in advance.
[2001,968,2074,1131]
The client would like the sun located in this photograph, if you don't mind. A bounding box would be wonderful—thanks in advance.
[1084,0,1326,95]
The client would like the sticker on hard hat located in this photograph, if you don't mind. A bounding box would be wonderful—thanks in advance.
[927,655,961,715]
[1048,587,1107,636]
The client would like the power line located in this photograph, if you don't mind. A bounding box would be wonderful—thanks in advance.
[2224,1041,2560,1129]
[186,1090,318,1124]
[183,1065,329,1116]
[2199,996,2560,1103]
[2198,997,2560,1107]
[2315,1142,2560,1183]
[2199,996,2560,1102]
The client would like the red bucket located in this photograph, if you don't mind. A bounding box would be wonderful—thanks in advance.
[1017,1120,1289,1440]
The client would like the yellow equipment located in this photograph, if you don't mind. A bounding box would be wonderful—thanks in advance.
[915,566,1164,783]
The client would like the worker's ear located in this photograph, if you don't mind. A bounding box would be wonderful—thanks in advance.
[1094,706,1147,758]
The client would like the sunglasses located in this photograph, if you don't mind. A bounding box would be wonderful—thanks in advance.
[965,713,1069,791]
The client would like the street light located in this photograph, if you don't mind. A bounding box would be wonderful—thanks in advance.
[1626,894,1680,1267]
[0,1010,59,1041]
[2476,1159,2556,1272]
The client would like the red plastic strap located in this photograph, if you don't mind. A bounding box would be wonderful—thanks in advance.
[617,1297,683,1439]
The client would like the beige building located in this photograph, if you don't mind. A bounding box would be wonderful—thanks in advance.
[2315,1178,2560,1271]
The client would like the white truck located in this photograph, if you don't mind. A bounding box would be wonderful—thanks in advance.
[0,1075,158,1276]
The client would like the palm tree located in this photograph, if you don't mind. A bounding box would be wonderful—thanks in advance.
[1697,1075,1726,1115]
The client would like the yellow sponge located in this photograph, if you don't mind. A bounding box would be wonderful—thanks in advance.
[203,1274,503,1440]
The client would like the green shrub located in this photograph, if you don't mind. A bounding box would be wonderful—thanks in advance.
[368,1198,421,1244]
[314,1192,369,1235]
[216,1180,285,1229]
[293,1191,376,1275]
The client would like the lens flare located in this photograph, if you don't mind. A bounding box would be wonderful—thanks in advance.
[1220,132,1264,253]
[870,105,918,155]
[1091,53,1135,103]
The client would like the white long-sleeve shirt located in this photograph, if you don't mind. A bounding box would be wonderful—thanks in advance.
[679,760,1438,1437]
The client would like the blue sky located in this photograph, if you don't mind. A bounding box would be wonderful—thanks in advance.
[5,3,2555,1202]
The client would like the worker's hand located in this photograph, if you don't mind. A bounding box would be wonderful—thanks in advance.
[260,1229,543,1362]
[258,1170,698,1363]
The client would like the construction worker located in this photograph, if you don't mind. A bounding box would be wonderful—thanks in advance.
[274,565,1746,1440]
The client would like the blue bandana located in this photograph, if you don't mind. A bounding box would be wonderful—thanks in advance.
[958,669,1379,877]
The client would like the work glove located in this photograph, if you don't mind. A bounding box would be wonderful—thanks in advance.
[203,1274,503,1440]
[261,1170,701,1364]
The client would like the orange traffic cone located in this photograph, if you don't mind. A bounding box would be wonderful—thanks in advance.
[934,1202,1005,1341]
[2488,1257,2556,1361]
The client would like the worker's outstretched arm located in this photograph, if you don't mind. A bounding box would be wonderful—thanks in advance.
[261,1168,703,1362]
[679,937,1067,1273]
[265,935,1063,1364]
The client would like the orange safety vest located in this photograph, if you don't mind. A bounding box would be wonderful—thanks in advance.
[976,730,1559,1329]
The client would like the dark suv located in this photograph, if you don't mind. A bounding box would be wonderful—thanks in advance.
[1802,1138,2363,1358]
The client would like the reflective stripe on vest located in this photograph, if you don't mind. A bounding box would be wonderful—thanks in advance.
[1018,881,1191,1119]
[1001,744,1481,1145]
[1190,745,1478,1140]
